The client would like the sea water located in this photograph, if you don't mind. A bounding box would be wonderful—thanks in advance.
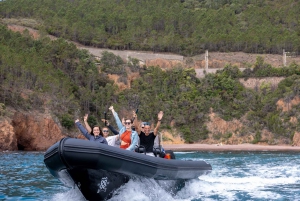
[0,151,299,201]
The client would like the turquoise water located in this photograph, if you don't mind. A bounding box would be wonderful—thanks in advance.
[0,151,300,201]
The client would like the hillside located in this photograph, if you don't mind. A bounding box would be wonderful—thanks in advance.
[5,23,300,76]
[1,0,300,56]
[2,16,300,151]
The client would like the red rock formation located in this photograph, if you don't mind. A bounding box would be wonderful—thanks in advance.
[293,132,300,146]
[145,59,183,69]
[277,96,300,112]
[11,112,65,151]
[206,111,245,144]
[239,77,285,90]
[0,120,18,151]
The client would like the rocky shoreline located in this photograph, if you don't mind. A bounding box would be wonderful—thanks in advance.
[1,110,300,151]
[163,143,300,152]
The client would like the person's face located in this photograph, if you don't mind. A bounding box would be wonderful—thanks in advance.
[125,120,132,129]
[102,128,109,137]
[144,125,151,134]
[141,124,145,132]
[93,127,100,136]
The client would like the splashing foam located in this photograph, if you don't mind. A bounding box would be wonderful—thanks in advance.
[50,188,86,201]
[49,154,300,201]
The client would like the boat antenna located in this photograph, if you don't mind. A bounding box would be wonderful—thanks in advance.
[135,101,140,117]
[131,108,138,122]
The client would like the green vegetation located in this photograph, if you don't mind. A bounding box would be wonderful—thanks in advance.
[1,0,299,56]
[0,24,114,121]
[0,103,5,116]
[252,131,261,144]
[2,21,300,143]
[61,114,74,130]
[1,1,300,144]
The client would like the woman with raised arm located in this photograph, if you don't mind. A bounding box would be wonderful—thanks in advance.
[109,106,138,151]
[75,119,108,145]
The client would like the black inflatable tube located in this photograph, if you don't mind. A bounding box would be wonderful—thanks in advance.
[44,138,212,180]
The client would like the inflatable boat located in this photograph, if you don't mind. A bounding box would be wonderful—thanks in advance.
[44,138,212,201]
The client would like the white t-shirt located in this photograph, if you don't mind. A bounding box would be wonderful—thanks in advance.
[106,135,119,147]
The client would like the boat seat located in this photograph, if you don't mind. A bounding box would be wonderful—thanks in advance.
[135,145,146,154]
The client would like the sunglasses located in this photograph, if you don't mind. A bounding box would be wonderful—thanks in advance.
[103,130,109,132]
[125,122,131,125]
[143,122,151,126]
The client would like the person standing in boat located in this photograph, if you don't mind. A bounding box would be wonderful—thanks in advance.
[109,106,138,151]
[75,119,108,144]
[135,111,164,156]
[83,114,120,147]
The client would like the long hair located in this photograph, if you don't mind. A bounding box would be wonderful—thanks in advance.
[90,125,104,137]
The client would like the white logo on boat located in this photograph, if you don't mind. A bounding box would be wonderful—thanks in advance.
[97,177,109,193]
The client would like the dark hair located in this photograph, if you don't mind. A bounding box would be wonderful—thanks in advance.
[91,125,104,136]
[125,118,133,123]
[102,126,109,130]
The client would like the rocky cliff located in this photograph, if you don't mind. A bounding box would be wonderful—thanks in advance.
[0,110,65,151]
[1,93,300,151]
[0,119,17,151]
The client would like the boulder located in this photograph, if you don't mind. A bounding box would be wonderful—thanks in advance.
[293,132,300,146]
[0,120,18,151]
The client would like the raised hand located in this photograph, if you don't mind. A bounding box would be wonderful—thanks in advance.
[157,111,163,121]
[84,114,88,122]
[132,110,137,118]
[101,119,110,126]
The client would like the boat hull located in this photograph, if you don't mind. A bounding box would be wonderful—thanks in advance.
[69,168,129,200]
[44,138,212,200]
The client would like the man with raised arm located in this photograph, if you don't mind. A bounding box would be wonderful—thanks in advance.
[135,111,164,155]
